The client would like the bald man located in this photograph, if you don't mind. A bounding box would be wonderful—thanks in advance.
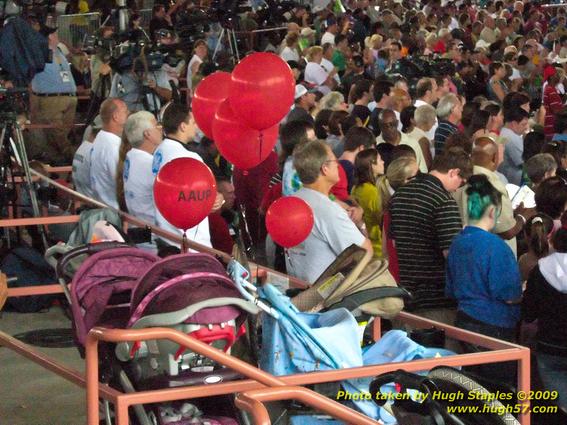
[454,137,527,257]
[90,98,129,208]
[377,109,428,173]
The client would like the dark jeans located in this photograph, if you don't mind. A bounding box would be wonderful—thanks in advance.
[455,311,517,389]
[537,352,567,410]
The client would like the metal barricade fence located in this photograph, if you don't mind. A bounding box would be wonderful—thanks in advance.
[56,12,101,49]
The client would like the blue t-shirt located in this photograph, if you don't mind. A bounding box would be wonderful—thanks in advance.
[31,48,77,94]
[446,226,521,328]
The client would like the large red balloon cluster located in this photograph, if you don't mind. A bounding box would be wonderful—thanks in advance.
[192,52,295,170]
[154,53,302,239]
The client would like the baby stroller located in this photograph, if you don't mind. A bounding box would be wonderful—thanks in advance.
[232,244,411,366]
[60,243,258,424]
[62,244,159,351]
[228,256,459,424]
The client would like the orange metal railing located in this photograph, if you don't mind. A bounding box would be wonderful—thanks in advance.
[83,321,531,425]
[235,386,379,425]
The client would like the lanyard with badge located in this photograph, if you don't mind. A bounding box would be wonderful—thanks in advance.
[55,49,71,83]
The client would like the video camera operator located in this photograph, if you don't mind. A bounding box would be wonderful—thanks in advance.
[109,45,172,113]
[89,26,115,99]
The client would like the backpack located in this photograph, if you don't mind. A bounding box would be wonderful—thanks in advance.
[1,246,56,312]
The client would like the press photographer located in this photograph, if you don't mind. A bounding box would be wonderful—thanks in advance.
[88,25,115,99]
[109,42,172,113]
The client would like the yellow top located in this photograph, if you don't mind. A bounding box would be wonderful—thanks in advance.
[351,182,383,258]
[79,0,89,13]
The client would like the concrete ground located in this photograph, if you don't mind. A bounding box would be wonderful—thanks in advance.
[0,307,86,425]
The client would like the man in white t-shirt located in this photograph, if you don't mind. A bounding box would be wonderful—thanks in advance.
[286,140,372,283]
[152,103,222,249]
[123,111,163,224]
[90,98,129,209]
[72,115,102,199]
[414,77,439,141]
[321,17,338,46]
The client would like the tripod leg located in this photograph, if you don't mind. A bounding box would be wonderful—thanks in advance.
[12,124,49,250]
[0,126,11,249]
[212,28,226,62]
[230,29,240,62]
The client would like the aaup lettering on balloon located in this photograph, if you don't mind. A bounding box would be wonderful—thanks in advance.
[177,190,212,202]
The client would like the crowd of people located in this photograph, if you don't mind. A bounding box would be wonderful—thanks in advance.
[8,0,567,411]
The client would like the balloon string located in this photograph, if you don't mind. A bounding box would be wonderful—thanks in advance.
[259,131,263,163]
[182,232,188,253]
[284,247,292,269]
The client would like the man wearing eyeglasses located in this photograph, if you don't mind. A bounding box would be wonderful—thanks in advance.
[286,140,373,284]
[390,147,473,323]
[123,111,163,225]
[376,109,428,173]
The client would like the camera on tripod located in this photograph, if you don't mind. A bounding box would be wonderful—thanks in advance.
[111,40,167,74]
[82,33,116,58]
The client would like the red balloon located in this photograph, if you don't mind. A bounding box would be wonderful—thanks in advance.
[266,197,314,248]
[229,52,295,130]
[212,99,278,169]
[192,71,232,139]
[153,158,217,231]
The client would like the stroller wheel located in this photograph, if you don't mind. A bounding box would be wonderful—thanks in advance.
[427,367,520,425]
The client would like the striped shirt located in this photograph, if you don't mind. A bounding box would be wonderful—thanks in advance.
[543,85,563,139]
[434,120,458,157]
[390,173,462,310]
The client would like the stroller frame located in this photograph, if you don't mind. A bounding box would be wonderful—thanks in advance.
[80,309,532,425]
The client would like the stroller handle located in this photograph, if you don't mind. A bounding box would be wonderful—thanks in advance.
[228,260,280,319]
[56,241,130,280]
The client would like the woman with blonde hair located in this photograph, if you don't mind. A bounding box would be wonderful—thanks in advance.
[424,32,438,55]
[304,46,337,95]
[377,156,419,282]
[364,34,383,63]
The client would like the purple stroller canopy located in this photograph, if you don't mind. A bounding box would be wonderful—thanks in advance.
[128,253,248,327]
[70,248,159,345]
